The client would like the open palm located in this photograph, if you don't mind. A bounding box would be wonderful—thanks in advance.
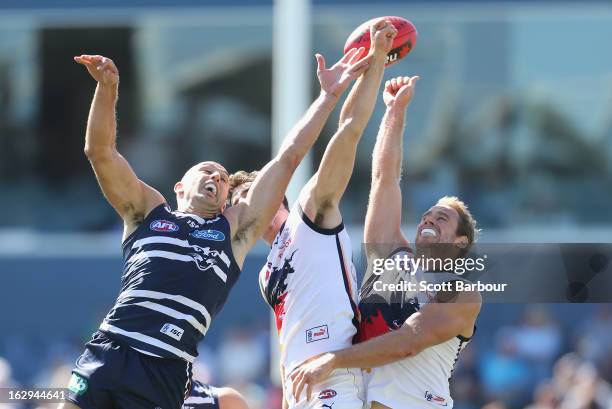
[74,55,119,86]
[316,47,371,98]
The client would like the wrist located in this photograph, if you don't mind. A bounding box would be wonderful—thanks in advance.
[370,51,388,64]
[97,82,119,94]
[386,104,408,117]
[327,351,341,370]
[319,89,340,104]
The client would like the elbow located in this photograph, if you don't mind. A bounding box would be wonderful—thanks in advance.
[338,119,363,142]
[395,329,426,359]
[371,170,400,185]
[84,145,113,162]
[277,150,301,173]
[83,145,95,159]
[397,344,421,360]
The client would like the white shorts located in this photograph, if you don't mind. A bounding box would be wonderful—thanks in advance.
[367,393,442,409]
[364,367,453,409]
[285,368,366,409]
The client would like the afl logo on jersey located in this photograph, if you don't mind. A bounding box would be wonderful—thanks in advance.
[190,229,225,241]
[425,391,448,406]
[150,220,179,232]
[318,389,337,400]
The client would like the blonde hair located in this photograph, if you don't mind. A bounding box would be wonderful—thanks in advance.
[435,196,479,247]
[229,170,258,192]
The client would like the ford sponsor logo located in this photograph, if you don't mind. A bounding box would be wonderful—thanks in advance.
[190,229,225,241]
[150,220,179,232]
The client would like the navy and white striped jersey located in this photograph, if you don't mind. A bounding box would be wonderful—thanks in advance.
[182,381,219,409]
[100,203,241,363]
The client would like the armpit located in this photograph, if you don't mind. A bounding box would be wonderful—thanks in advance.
[234,217,257,243]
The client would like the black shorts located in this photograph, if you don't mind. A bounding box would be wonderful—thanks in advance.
[182,380,220,409]
[66,331,192,409]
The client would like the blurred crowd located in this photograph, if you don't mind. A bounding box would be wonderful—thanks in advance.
[1,305,610,409]
[452,305,612,409]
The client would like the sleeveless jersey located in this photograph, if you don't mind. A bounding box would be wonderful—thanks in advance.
[259,206,360,374]
[100,203,241,363]
[358,248,474,408]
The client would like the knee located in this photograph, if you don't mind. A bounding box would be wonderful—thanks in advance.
[218,387,249,409]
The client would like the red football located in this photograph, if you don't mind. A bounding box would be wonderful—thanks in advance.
[344,16,417,66]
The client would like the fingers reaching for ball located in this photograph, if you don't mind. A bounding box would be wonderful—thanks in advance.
[344,17,417,67]
[316,47,371,98]
[371,19,398,56]
[340,46,366,66]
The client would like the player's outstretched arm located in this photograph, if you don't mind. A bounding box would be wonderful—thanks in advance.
[75,55,164,237]
[364,75,419,258]
[300,20,397,229]
[288,288,481,402]
[228,49,371,263]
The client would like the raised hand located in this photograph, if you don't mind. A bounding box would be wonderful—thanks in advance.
[74,55,119,87]
[371,19,398,56]
[316,47,371,98]
[383,75,420,110]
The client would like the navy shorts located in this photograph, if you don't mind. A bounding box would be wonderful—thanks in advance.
[182,380,220,409]
[66,331,192,409]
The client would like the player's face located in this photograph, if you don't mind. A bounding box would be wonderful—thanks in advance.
[176,161,230,211]
[415,205,463,246]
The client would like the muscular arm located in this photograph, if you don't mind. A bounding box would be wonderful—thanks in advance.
[364,76,419,258]
[228,50,370,264]
[330,290,480,369]
[228,92,337,259]
[300,21,395,229]
[76,55,164,237]
[290,288,481,401]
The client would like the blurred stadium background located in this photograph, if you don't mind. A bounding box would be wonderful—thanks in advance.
[1,0,611,408]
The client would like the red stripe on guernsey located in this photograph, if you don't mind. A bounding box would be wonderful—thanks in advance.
[335,235,360,342]
[274,293,288,332]
[357,307,391,343]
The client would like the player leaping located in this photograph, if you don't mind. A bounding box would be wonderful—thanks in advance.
[229,20,397,409]
[289,76,482,409]
[60,48,370,409]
